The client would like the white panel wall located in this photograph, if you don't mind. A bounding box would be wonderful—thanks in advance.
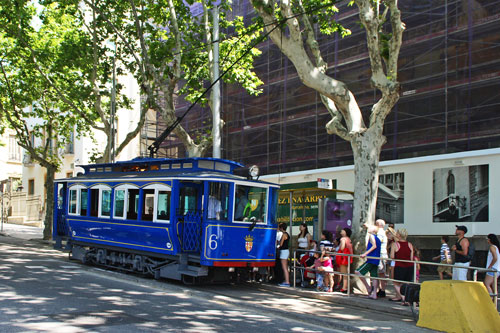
[262,148,500,236]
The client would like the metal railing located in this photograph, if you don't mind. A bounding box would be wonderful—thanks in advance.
[292,249,498,307]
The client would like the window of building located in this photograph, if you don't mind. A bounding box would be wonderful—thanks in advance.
[234,184,267,223]
[142,184,172,223]
[207,182,229,220]
[479,164,489,190]
[8,135,21,161]
[447,171,455,195]
[28,179,35,195]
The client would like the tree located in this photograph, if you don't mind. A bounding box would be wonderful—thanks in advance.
[251,0,405,243]
[84,0,263,157]
[0,2,92,239]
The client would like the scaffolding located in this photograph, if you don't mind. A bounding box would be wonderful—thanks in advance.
[150,0,500,174]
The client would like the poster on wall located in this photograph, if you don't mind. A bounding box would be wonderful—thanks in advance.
[324,199,353,237]
[432,164,489,222]
[376,172,405,224]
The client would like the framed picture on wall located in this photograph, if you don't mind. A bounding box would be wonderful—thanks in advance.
[376,172,404,224]
[432,165,489,222]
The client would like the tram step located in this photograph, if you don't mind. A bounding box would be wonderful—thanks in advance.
[178,265,208,277]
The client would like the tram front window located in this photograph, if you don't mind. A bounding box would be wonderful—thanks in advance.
[234,185,267,222]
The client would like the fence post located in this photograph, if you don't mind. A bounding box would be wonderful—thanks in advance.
[413,260,417,284]
[347,253,351,296]
[494,271,498,307]
[293,250,296,288]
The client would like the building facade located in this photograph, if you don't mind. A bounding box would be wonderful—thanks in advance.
[153,1,500,239]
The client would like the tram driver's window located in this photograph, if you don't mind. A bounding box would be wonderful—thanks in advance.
[234,185,267,222]
[208,182,229,220]
[141,189,155,221]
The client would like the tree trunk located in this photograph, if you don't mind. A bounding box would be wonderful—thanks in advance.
[43,165,56,240]
[350,125,385,253]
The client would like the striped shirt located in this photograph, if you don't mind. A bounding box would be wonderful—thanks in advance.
[440,243,450,261]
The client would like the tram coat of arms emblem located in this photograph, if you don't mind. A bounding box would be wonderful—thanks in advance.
[245,235,254,252]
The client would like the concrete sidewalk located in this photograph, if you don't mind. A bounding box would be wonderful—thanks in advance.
[0,222,44,240]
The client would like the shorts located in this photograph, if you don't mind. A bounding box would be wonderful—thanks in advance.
[394,266,414,282]
[357,262,378,277]
[487,271,498,277]
[279,249,290,260]
[437,259,452,274]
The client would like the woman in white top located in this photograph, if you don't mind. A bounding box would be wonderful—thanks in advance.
[297,223,312,255]
[484,233,500,300]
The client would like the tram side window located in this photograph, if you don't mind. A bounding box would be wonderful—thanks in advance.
[234,185,267,222]
[179,187,198,214]
[127,189,139,220]
[101,189,111,217]
[80,189,88,216]
[208,182,229,220]
[157,190,170,221]
[114,189,125,218]
[141,189,155,221]
[69,189,78,214]
[90,189,99,217]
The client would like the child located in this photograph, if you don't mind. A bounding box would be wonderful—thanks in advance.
[318,249,334,292]
[432,236,452,280]
[414,246,421,283]
[309,252,324,291]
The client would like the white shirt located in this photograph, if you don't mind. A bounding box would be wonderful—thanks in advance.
[377,228,388,258]
[208,196,222,219]
[487,245,500,272]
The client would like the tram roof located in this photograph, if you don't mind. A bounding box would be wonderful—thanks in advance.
[76,157,244,176]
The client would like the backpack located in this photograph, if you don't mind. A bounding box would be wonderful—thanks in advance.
[467,240,475,262]
[460,237,475,262]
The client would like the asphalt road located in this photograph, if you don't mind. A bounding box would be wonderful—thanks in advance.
[0,235,431,332]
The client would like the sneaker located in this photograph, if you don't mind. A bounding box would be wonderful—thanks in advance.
[377,290,386,298]
[278,283,290,287]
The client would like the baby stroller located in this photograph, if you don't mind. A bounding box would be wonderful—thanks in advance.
[295,253,316,288]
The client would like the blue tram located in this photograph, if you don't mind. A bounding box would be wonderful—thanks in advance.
[53,157,279,283]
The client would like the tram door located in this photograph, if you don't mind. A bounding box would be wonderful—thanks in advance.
[177,181,204,253]
[54,182,69,248]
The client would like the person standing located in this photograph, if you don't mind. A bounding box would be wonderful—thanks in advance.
[432,236,452,280]
[355,225,381,300]
[375,219,388,297]
[484,233,500,301]
[336,227,353,293]
[297,222,312,257]
[389,228,414,302]
[451,225,470,281]
[277,222,290,287]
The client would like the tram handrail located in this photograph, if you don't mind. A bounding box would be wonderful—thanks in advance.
[291,249,498,307]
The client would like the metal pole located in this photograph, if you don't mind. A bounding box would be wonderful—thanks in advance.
[1,192,4,232]
[293,250,296,288]
[494,272,498,308]
[347,255,351,296]
[212,5,221,158]
[110,42,117,163]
